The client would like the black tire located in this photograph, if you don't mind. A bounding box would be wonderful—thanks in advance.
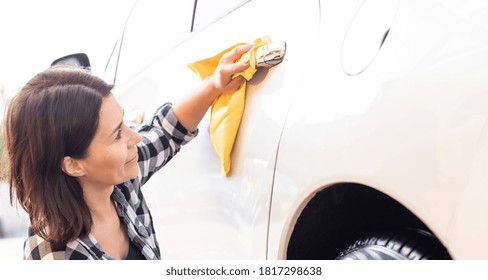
[336,229,452,260]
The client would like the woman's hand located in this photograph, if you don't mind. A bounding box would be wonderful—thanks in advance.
[173,43,254,132]
[206,43,255,96]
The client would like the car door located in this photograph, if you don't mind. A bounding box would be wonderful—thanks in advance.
[111,0,320,259]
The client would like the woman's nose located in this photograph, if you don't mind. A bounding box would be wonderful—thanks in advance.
[128,127,142,146]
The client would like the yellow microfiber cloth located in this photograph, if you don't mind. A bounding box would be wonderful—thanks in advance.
[188,36,271,175]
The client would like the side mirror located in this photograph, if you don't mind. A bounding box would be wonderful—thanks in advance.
[51,53,91,69]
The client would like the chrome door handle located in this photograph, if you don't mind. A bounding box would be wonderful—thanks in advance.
[255,41,286,68]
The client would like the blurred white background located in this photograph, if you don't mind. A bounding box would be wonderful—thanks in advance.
[0,0,135,100]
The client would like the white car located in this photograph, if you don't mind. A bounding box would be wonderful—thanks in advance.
[56,0,488,260]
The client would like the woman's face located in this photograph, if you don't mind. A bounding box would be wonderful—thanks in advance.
[77,94,142,190]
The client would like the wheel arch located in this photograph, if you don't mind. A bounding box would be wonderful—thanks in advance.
[279,182,449,259]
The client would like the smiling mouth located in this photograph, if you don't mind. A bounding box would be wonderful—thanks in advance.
[126,154,138,164]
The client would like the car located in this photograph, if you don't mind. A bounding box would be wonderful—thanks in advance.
[54,0,488,260]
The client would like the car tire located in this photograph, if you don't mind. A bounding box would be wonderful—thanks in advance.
[335,229,451,260]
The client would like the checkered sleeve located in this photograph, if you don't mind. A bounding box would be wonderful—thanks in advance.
[136,103,198,186]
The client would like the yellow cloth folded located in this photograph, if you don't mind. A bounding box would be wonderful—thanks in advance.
[188,36,271,175]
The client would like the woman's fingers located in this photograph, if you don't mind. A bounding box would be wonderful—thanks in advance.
[218,59,250,80]
[232,60,251,74]
[226,75,246,92]
[221,43,255,64]
[222,44,255,77]
[209,43,255,93]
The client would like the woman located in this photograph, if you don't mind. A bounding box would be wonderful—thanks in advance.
[3,44,253,260]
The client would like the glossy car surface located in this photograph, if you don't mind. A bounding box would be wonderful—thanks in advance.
[104,0,488,259]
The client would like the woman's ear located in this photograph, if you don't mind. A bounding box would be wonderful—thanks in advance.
[61,156,86,177]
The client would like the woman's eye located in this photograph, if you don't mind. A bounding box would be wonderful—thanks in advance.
[115,129,123,140]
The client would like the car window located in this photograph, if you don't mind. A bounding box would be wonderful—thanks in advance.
[106,0,250,86]
[112,0,195,85]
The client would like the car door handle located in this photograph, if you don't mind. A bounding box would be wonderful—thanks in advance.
[255,41,286,68]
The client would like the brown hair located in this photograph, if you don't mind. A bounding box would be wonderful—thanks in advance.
[2,67,114,248]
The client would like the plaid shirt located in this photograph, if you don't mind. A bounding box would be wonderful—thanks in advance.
[23,103,198,260]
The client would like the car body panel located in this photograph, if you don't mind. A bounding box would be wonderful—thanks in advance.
[271,0,488,259]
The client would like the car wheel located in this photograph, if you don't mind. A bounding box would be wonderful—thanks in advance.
[336,229,451,260]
